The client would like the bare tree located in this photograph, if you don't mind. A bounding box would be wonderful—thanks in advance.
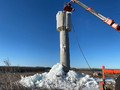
[4,57,11,66]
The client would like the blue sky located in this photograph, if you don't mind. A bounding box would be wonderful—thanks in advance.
[0,0,120,69]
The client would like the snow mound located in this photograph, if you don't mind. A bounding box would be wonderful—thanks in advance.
[19,63,99,89]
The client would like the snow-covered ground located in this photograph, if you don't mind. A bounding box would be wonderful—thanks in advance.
[19,63,115,90]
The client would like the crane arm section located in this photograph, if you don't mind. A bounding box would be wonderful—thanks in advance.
[70,0,120,32]
[73,0,106,20]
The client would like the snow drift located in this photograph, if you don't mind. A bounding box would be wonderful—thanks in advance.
[19,63,99,89]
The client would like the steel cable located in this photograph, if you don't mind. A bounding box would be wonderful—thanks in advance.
[72,24,94,73]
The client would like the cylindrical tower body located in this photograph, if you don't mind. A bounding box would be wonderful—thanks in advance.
[60,30,70,71]
[56,11,72,72]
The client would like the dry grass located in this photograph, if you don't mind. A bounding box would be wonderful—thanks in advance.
[0,66,47,90]
[0,72,31,90]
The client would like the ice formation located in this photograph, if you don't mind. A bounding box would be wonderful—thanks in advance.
[19,63,99,89]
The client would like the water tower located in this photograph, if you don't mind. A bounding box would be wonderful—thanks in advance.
[56,11,72,72]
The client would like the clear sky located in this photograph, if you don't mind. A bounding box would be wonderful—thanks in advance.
[0,0,120,69]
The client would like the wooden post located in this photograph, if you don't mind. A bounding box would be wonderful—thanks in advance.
[102,66,105,82]
[102,66,105,90]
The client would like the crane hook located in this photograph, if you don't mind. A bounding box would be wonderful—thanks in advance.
[64,2,74,12]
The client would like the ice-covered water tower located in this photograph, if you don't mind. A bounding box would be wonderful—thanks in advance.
[56,11,72,72]
[56,4,73,72]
